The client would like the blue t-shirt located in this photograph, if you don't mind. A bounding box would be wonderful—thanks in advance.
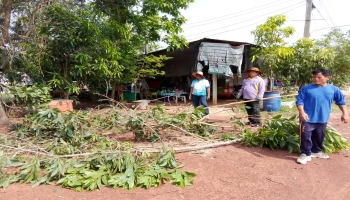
[191,78,210,96]
[296,84,346,123]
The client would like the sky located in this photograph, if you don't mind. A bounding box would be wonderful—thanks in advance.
[180,0,350,45]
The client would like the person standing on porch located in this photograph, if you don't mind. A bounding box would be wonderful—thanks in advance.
[189,71,210,115]
[236,67,265,127]
[296,69,348,165]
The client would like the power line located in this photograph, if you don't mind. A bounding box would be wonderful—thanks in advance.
[183,0,284,26]
[187,3,305,42]
[319,0,336,26]
[311,25,350,32]
[185,1,304,38]
[183,0,293,29]
[323,0,340,25]
[292,19,324,21]
[312,12,319,30]
[313,4,331,28]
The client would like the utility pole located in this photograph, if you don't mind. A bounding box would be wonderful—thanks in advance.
[303,0,313,38]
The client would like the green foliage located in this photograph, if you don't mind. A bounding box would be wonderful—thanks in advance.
[0,145,195,191]
[8,84,52,109]
[94,0,193,51]
[251,15,295,89]
[252,15,295,48]
[323,126,350,153]
[1,103,198,191]
[17,107,92,146]
[180,106,217,137]
[18,157,42,183]
[315,29,350,88]
[219,133,239,141]
[2,0,195,101]
[125,105,217,141]
[241,115,350,153]
[277,38,335,89]
[1,102,215,190]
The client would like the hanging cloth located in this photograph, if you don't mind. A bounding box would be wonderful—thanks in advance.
[197,42,245,77]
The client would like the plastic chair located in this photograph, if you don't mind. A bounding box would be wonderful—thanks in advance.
[172,92,186,104]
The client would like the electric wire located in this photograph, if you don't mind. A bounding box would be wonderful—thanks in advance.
[313,4,331,27]
[319,0,336,26]
[187,9,303,42]
[323,0,340,25]
[183,0,294,29]
[185,1,304,38]
[311,25,350,32]
[312,12,319,30]
[185,2,304,40]
[183,0,284,26]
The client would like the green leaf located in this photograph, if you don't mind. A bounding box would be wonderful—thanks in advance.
[272,115,282,120]
[289,115,297,121]
[56,177,67,185]
[101,175,108,185]
[1,176,11,189]
[84,171,106,179]
[287,144,294,153]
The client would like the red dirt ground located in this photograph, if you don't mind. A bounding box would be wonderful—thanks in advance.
[1,103,350,200]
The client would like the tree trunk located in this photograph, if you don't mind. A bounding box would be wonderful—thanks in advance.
[0,98,9,125]
[63,58,69,99]
[268,76,274,91]
[0,0,12,46]
[116,82,123,101]
[111,81,116,101]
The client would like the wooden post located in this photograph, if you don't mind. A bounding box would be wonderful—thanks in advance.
[212,74,217,105]
[304,0,313,38]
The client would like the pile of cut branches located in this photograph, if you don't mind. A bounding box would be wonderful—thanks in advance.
[0,83,219,191]
[0,103,210,190]
[241,115,350,153]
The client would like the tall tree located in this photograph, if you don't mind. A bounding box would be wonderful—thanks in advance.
[315,29,350,88]
[251,15,295,91]
[0,0,63,69]
[92,0,194,99]
[11,0,193,100]
[277,38,334,89]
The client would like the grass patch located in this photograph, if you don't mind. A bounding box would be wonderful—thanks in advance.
[281,97,296,102]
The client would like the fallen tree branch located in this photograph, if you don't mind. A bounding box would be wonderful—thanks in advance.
[137,139,241,153]
[0,144,53,156]
[165,122,210,142]
[2,139,242,161]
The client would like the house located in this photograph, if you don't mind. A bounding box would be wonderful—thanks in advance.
[149,38,256,105]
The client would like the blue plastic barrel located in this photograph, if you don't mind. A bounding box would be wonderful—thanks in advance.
[263,91,281,112]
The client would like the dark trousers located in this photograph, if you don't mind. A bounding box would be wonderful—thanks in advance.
[192,94,209,115]
[244,100,260,124]
[300,122,327,156]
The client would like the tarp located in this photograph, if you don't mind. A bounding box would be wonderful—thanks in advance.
[150,38,254,77]
[197,42,245,77]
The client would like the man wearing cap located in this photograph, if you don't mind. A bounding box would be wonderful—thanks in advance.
[237,67,265,127]
[189,71,210,115]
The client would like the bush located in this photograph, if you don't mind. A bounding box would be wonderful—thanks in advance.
[9,84,52,109]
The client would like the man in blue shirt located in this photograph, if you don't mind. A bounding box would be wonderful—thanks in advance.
[189,71,210,115]
[296,69,349,164]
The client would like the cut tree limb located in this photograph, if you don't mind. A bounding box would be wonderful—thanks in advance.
[137,139,241,153]
[0,100,9,125]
